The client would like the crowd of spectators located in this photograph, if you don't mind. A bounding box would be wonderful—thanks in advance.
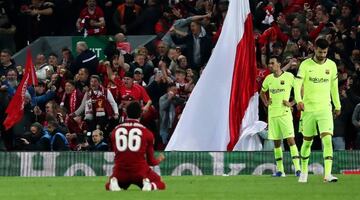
[0,0,359,151]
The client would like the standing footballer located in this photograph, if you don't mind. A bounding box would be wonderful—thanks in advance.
[105,101,166,191]
[294,38,341,183]
[261,55,301,177]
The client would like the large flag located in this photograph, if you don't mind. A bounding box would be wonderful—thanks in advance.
[165,0,266,151]
[3,48,38,130]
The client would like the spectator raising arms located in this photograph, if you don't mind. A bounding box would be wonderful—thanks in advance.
[76,0,106,36]
[74,75,119,132]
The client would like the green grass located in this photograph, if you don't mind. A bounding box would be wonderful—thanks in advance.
[0,175,359,200]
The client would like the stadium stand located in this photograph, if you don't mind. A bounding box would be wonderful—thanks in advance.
[0,0,359,152]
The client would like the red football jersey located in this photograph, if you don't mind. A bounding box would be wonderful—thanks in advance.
[110,119,159,173]
[118,84,151,103]
[79,6,106,35]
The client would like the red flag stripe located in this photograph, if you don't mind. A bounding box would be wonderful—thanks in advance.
[227,14,258,151]
[3,48,37,130]
[26,48,38,86]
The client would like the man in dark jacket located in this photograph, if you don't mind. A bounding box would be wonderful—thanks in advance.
[89,129,108,151]
[47,120,69,151]
[20,122,51,151]
[72,41,99,76]
[172,21,212,72]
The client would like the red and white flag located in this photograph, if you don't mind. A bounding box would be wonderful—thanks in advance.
[3,48,38,130]
[165,0,266,151]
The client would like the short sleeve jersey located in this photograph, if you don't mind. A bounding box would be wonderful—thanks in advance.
[262,71,294,117]
[295,58,340,112]
[118,83,151,103]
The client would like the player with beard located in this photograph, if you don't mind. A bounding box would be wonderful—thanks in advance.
[294,38,341,183]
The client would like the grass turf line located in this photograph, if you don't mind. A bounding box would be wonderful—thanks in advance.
[0,175,359,200]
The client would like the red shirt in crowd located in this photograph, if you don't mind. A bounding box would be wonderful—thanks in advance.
[118,83,151,103]
[256,67,271,92]
[79,6,106,35]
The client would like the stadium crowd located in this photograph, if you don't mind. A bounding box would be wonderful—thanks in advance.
[0,0,359,151]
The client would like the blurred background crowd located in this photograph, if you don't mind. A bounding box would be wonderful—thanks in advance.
[0,0,359,151]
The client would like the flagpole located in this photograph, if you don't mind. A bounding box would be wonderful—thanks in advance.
[28,47,39,122]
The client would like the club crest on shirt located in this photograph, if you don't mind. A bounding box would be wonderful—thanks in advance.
[325,69,330,75]
[280,80,285,85]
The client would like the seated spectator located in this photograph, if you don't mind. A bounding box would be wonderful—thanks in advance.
[76,0,106,36]
[19,122,51,151]
[89,129,108,151]
[47,120,69,151]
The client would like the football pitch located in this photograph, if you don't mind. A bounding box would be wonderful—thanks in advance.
[0,175,358,200]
